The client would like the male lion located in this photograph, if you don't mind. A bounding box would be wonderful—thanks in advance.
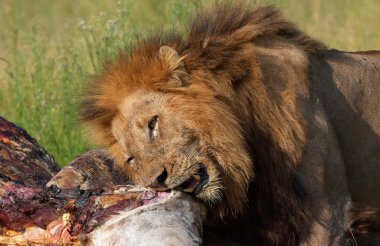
[79,4,380,245]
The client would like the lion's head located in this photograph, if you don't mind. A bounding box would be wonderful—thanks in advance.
[80,4,325,220]
[79,39,253,216]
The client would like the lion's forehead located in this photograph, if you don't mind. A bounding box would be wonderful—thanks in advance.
[119,91,166,117]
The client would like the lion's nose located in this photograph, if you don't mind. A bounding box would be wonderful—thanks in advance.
[144,168,169,190]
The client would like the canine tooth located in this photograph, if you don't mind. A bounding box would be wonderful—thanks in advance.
[182,175,201,193]
[183,186,195,193]
[192,174,201,181]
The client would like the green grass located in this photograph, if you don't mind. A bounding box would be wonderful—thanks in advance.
[0,0,379,167]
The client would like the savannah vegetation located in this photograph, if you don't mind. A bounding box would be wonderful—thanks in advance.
[0,0,379,167]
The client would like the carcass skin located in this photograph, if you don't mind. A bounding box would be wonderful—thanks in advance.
[0,116,207,245]
[82,190,206,246]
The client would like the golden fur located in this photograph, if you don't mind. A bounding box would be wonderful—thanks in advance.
[80,4,380,245]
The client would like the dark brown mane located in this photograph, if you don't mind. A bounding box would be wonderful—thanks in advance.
[184,4,320,245]
[187,4,326,55]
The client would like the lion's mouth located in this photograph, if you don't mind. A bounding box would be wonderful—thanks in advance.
[181,165,209,195]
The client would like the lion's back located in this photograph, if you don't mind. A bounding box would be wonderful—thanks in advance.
[312,50,380,206]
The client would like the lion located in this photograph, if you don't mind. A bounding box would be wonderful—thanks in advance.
[79,4,380,245]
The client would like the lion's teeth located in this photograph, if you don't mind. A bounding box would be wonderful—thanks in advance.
[192,174,200,181]
[183,186,195,193]
[182,175,201,193]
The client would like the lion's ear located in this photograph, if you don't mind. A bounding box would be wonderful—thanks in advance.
[159,46,187,86]
[159,46,181,70]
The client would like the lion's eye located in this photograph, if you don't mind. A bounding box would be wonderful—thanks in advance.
[148,115,158,140]
[126,156,135,164]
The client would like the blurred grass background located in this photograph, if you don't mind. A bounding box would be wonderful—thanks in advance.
[0,0,379,167]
